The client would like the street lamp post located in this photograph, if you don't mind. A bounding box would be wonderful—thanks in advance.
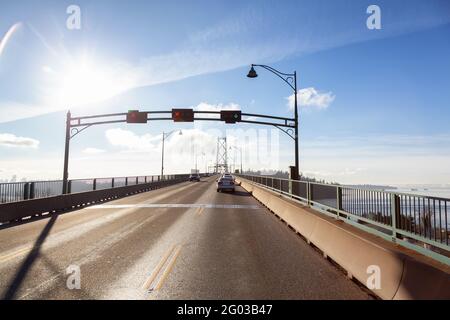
[62,111,71,194]
[247,64,299,179]
[201,152,206,174]
[161,130,182,178]
[229,146,243,174]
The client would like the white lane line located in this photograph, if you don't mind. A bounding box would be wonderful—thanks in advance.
[88,204,261,209]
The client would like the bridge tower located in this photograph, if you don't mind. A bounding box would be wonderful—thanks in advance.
[215,137,228,173]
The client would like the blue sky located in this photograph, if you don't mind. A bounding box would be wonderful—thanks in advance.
[0,0,450,184]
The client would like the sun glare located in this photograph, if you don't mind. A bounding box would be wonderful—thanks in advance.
[44,56,136,108]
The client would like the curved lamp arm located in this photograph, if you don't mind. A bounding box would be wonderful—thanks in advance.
[252,64,296,92]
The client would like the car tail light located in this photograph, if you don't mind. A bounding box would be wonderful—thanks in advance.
[218,181,223,185]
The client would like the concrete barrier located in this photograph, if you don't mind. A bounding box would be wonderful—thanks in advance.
[393,257,450,300]
[281,202,318,240]
[238,178,450,300]
[240,181,254,193]
[309,217,405,300]
[252,187,272,205]
[266,195,288,215]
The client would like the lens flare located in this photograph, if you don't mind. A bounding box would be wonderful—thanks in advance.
[0,22,22,57]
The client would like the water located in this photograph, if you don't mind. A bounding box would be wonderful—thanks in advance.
[393,187,450,199]
[313,186,450,234]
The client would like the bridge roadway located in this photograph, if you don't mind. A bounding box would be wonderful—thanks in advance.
[0,176,370,300]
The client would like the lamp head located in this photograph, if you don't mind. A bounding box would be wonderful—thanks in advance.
[247,66,258,78]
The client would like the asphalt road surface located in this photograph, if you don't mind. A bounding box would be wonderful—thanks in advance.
[0,176,370,300]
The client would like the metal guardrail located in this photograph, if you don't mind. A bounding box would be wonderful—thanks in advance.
[0,174,185,204]
[0,175,192,224]
[237,174,450,264]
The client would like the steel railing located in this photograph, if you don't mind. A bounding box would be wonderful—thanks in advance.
[0,174,190,204]
[237,174,450,264]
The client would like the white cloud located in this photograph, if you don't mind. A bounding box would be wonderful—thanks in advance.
[105,128,161,152]
[287,87,335,110]
[0,133,39,148]
[82,147,106,154]
[194,102,240,119]
[41,65,54,74]
[101,125,280,174]
[303,168,366,179]
[195,102,240,112]
[104,127,218,156]
[0,102,54,124]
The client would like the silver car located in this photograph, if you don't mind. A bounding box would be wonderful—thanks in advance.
[217,176,235,192]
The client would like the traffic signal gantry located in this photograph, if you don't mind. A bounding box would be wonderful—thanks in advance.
[220,110,242,124]
[172,109,194,122]
[62,108,295,194]
[126,110,148,123]
[124,109,243,124]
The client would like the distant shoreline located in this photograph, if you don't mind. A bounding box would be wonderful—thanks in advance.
[344,184,397,190]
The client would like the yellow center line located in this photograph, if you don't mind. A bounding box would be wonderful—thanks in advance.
[142,244,176,290]
[196,207,205,216]
[154,244,183,291]
[0,245,33,264]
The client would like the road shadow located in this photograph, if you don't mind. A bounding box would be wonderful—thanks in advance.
[226,191,251,197]
[33,255,95,300]
[3,214,58,300]
[234,191,251,197]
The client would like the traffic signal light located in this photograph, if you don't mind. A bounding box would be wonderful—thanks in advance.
[126,110,148,123]
[220,110,241,123]
[172,108,194,122]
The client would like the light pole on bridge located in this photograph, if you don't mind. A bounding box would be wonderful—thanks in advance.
[62,111,71,194]
[247,64,300,179]
[229,145,243,174]
[161,130,183,178]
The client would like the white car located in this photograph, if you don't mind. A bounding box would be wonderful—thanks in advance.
[217,176,235,192]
